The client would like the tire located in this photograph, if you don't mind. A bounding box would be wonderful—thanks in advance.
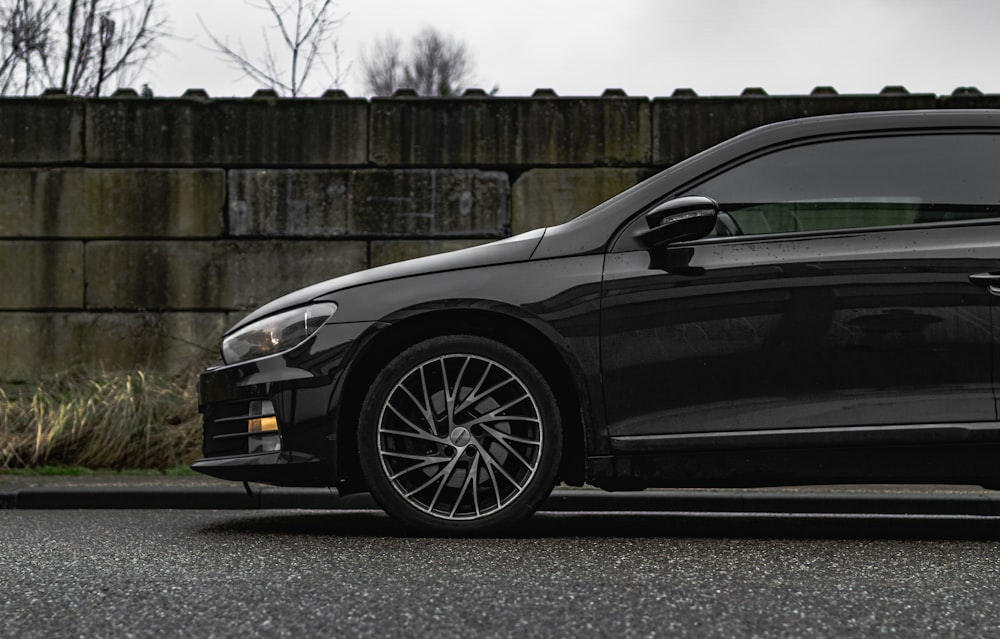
[358,335,562,535]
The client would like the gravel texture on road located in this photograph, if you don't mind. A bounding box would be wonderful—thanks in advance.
[2,509,999,637]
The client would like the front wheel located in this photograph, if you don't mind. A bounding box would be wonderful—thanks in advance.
[358,335,562,535]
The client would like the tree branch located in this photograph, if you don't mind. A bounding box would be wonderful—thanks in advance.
[201,0,344,97]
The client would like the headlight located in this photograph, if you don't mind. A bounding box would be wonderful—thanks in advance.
[222,303,337,364]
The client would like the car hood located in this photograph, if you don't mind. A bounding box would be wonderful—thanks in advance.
[227,228,547,334]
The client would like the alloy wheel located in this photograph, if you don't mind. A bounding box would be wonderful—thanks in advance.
[376,353,544,520]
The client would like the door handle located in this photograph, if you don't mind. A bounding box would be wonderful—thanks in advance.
[969,272,1000,286]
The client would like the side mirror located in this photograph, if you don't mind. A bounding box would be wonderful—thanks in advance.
[638,196,719,247]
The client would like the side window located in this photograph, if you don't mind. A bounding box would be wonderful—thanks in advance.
[691,134,1000,237]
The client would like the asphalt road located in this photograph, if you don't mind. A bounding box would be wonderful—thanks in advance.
[2,509,999,638]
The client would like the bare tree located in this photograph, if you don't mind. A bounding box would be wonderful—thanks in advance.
[0,0,164,96]
[361,31,400,97]
[203,0,346,97]
[59,0,164,96]
[362,28,475,97]
[0,0,57,95]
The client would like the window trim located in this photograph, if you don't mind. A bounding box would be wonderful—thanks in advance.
[610,129,1000,253]
[645,215,1000,251]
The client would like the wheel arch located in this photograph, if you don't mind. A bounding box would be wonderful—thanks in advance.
[333,307,592,493]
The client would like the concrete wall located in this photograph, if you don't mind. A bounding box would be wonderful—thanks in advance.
[2,87,997,379]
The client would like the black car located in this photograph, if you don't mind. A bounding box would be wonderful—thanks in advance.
[195,109,1000,534]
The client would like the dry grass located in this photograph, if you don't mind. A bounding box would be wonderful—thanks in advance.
[0,368,202,470]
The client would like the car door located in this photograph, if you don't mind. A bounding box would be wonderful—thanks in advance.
[601,132,1000,450]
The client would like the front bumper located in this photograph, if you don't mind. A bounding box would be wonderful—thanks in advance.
[194,320,374,487]
[192,451,328,486]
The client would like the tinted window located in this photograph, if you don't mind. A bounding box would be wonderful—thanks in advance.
[691,134,1000,237]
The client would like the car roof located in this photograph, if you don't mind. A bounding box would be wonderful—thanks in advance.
[704,109,1000,161]
[532,109,1000,259]
[729,108,1000,138]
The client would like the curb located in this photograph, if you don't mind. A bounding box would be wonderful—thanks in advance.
[0,486,373,511]
[4,486,1000,516]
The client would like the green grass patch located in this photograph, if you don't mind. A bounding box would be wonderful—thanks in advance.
[0,465,95,476]
[162,465,198,476]
[0,465,198,476]
[0,368,202,470]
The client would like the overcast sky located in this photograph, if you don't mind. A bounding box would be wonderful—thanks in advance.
[146,0,1000,98]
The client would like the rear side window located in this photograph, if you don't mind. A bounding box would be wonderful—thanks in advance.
[691,134,1000,237]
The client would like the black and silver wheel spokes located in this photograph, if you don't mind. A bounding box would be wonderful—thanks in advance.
[377,354,543,520]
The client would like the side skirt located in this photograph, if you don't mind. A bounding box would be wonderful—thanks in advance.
[611,422,1000,453]
[589,423,1000,490]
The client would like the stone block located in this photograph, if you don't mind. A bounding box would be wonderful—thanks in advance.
[0,241,84,309]
[511,168,654,234]
[653,93,938,166]
[0,97,83,164]
[0,312,227,379]
[85,240,368,310]
[369,239,490,268]
[0,169,224,237]
[228,170,350,236]
[228,169,510,238]
[348,170,509,236]
[370,96,650,167]
[936,92,1000,109]
[85,97,368,166]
